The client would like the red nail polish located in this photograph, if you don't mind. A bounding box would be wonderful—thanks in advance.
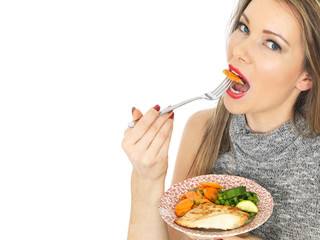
[169,112,174,119]
[154,105,160,111]
[132,107,136,114]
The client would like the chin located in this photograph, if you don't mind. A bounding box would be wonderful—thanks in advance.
[223,95,247,115]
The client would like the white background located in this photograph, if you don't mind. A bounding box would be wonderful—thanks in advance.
[0,1,237,239]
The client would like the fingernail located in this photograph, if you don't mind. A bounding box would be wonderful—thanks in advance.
[169,112,174,119]
[167,105,173,113]
[132,107,136,114]
[154,104,160,111]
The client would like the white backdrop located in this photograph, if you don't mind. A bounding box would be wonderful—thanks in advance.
[0,1,237,239]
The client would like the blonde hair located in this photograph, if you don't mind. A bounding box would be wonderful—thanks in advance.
[188,0,320,178]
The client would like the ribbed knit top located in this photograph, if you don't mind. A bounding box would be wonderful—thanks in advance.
[213,114,320,240]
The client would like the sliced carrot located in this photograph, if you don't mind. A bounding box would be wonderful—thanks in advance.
[196,189,203,197]
[206,187,219,195]
[179,194,186,200]
[186,190,198,200]
[185,190,204,205]
[194,195,204,206]
[199,182,223,189]
[175,183,225,217]
[175,199,194,217]
[185,190,195,199]
[195,186,205,191]
[223,69,243,84]
[199,198,211,204]
[203,187,218,202]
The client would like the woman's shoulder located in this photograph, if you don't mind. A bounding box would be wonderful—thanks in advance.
[184,108,215,134]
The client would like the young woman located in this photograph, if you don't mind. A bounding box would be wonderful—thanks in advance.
[122,0,320,239]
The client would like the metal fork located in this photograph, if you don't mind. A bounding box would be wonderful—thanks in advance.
[159,77,232,115]
[128,78,232,128]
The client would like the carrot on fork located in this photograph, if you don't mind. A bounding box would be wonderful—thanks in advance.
[223,69,244,85]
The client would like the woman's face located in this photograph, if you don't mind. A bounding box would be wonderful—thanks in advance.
[225,0,311,120]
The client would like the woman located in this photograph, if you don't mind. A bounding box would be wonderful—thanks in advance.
[122,0,320,239]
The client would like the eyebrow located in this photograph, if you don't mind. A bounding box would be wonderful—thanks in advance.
[242,13,291,47]
[262,30,290,46]
[243,13,250,24]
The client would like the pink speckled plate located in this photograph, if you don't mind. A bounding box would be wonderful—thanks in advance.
[159,174,273,239]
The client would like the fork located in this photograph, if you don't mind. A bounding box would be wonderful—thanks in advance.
[128,78,232,128]
[159,77,232,115]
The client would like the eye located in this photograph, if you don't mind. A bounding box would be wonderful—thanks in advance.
[266,40,281,51]
[237,21,250,34]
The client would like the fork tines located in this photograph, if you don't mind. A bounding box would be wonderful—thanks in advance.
[212,78,232,98]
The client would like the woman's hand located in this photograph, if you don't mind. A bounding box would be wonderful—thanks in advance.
[122,105,174,181]
[124,105,174,240]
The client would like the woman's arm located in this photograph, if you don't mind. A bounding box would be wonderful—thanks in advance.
[122,106,174,240]
[128,171,169,239]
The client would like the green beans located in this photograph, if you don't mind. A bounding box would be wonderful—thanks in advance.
[224,186,246,199]
[214,186,259,207]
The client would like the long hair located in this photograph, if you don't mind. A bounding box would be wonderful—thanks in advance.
[187,0,320,178]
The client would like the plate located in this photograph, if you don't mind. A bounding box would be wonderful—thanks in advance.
[159,174,273,238]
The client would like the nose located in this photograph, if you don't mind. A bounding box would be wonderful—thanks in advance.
[232,37,252,64]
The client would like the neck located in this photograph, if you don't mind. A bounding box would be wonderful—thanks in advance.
[245,109,293,133]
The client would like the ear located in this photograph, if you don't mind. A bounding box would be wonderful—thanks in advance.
[296,71,312,91]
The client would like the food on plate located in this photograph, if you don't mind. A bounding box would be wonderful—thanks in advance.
[203,187,219,202]
[175,199,194,217]
[174,182,222,217]
[236,200,259,213]
[214,186,259,215]
[224,186,246,199]
[175,183,259,215]
[223,69,244,85]
[174,182,260,230]
[199,182,223,189]
[174,202,250,230]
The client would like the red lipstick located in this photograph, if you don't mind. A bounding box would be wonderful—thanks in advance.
[228,64,249,84]
[226,87,248,99]
[226,64,250,99]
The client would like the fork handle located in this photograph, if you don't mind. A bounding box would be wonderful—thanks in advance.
[159,96,202,115]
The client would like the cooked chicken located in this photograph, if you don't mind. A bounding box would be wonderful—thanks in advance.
[174,203,250,230]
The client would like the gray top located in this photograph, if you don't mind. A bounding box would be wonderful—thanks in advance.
[213,114,320,240]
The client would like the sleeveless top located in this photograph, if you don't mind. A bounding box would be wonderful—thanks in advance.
[213,114,320,240]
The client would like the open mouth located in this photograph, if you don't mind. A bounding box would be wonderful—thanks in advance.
[228,69,250,94]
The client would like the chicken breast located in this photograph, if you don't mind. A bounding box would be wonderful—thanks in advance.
[174,203,250,230]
